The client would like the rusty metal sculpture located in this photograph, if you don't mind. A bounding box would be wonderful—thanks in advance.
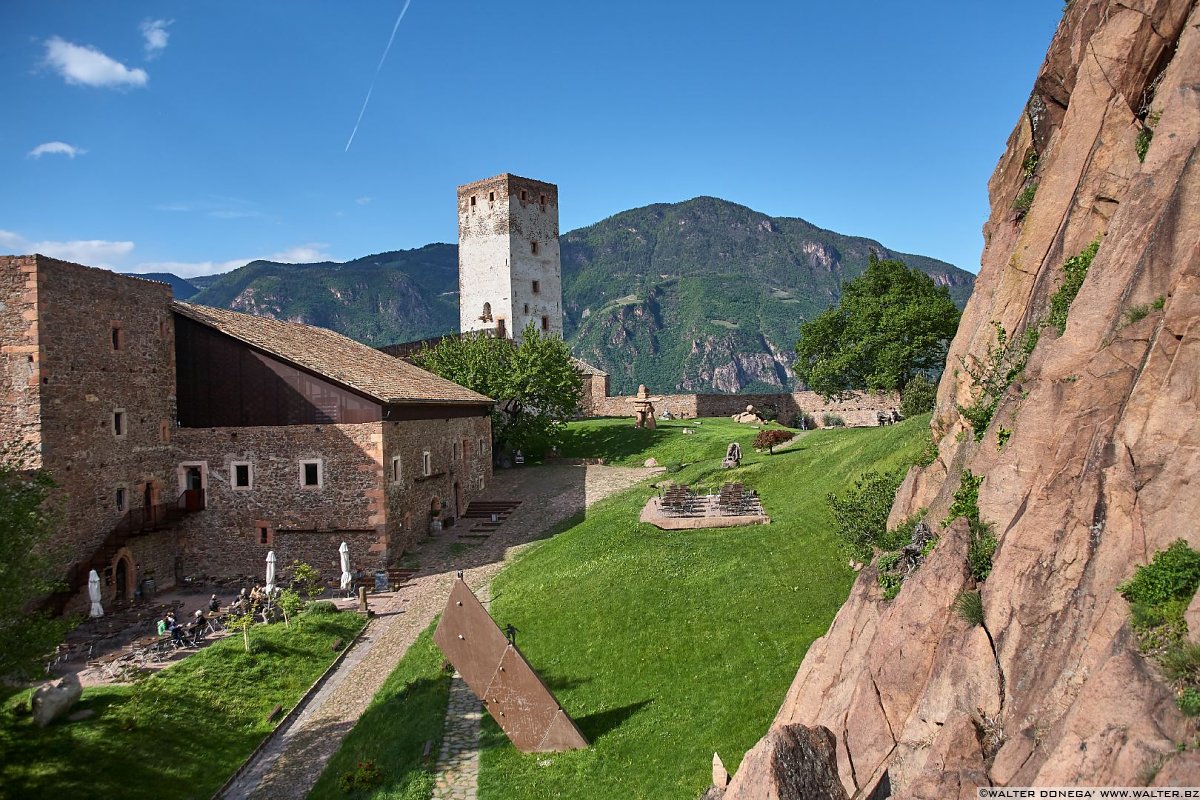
[433,578,588,752]
[626,384,663,429]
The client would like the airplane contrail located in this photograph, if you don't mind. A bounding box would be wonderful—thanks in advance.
[345,0,413,153]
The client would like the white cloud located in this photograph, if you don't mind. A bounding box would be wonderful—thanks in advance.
[0,229,134,267]
[28,141,86,159]
[44,36,148,89]
[355,196,372,205]
[270,244,334,263]
[140,19,172,58]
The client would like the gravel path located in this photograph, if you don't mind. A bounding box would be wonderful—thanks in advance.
[221,463,654,800]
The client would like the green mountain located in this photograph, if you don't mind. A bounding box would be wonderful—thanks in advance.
[561,197,973,393]
[125,271,201,300]
[187,244,460,345]
[178,197,973,393]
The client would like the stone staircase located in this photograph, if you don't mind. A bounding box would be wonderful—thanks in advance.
[456,500,522,541]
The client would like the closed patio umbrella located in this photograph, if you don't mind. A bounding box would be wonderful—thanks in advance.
[339,542,352,592]
[88,569,103,618]
[265,550,276,593]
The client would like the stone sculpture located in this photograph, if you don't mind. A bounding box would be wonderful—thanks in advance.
[732,404,764,424]
[627,384,663,429]
[433,578,588,752]
[722,442,742,468]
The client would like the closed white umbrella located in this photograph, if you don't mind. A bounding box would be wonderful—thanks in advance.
[339,541,352,592]
[87,569,103,618]
[265,550,276,593]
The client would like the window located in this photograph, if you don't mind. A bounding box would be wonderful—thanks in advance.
[520,189,528,202]
[452,440,461,460]
[259,526,270,544]
[541,315,550,332]
[480,302,492,322]
[470,195,477,208]
[232,462,252,490]
[115,488,127,512]
[488,191,495,202]
[422,450,432,477]
[478,437,487,455]
[523,303,529,314]
[531,241,539,255]
[112,410,125,438]
[391,455,402,483]
[539,194,546,206]
[300,459,323,488]
[159,420,170,443]
[111,323,124,351]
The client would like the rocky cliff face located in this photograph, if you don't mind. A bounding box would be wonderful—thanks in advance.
[723,1,1200,796]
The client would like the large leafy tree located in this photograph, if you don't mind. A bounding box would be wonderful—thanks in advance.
[415,324,583,455]
[794,256,960,398]
[0,443,73,680]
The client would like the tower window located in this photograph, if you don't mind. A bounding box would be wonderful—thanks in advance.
[542,315,550,331]
[111,323,124,351]
[520,190,528,202]
[480,302,492,322]
[232,462,252,490]
[532,280,540,294]
[524,303,529,314]
[531,241,539,255]
[116,488,127,512]
[470,195,476,207]
[422,450,433,477]
[259,526,270,544]
[488,191,495,202]
[113,410,125,438]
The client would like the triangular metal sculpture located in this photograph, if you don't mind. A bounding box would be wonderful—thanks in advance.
[433,578,588,752]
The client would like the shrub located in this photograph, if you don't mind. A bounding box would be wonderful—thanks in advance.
[1161,642,1200,684]
[1013,181,1038,217]
[753,428,795,454]
[338,759,383,792]
[307,600,340,615]
[822,413,846,428]
[1119,540,1200,607]
[1178,687,1200,717]
[967,521,998,582]
[900,374,937,416]
[1047,239,1101,334]
[1122,304,1152,326]
[953,590,985,626]
[996,427,1012,449]
[877,553,903,600]
[1152,295,1166,310]
[757,404,778,423]
[1136,128,1153,162]
[827,471,903,562]
[944,470,984,526]
[915,433,938,468]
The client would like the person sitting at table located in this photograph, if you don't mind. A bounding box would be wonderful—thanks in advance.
[165,612,184,643]
[208,594,220,613]
[189,609,207,642]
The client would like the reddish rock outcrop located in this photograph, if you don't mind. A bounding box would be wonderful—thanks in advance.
[725,0,1200,795]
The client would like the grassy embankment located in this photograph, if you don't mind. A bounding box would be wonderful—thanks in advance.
[314,415,928,799]
[0,610,365,800]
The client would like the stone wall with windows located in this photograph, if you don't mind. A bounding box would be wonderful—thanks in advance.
[173,422,387,578]
[381,413,493,554]
[9,257,180,592]
[0,256,42,459]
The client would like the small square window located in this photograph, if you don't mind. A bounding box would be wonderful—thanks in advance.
[531,241,539,255]
[232,462,252,490]
[115,488,127,512]
[391,455,402,483]
[470,195,477,207]
[422,450,432,477]
[113,410,125,438]
[300,459,323,488]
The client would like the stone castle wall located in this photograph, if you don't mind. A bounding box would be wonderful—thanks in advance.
[26,257,179,596]
[586,388,898,427]
[0,256,42,460]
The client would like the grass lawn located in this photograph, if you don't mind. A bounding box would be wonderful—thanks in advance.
[0,609,366,800]
[477,415,930,799]
[309,625,451,800]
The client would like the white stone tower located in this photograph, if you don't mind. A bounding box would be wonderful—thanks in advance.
[457,174,562,342]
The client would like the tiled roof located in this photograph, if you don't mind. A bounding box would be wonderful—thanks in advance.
[172,303,492,406]
[570,357,608,377]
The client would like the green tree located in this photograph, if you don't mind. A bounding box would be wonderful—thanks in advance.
[0,443,73,680]
[794,256,961,399]
[416,325,583,455]
[900,373,938,416]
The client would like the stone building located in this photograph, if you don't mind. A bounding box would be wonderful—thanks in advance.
[457,174,563,342]
[0,255,493,612]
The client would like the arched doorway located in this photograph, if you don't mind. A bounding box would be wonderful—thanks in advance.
[112,551,136,605]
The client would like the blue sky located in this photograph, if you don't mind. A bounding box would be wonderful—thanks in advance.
[1,2,1063,278]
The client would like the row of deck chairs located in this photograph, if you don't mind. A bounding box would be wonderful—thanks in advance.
[660,484,705,517]
[717,482,762,516]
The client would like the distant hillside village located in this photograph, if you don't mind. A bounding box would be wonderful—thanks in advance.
[1,174,895,614]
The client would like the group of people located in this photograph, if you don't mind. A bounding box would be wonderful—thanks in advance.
[156,607,208,646]
[229,585,274,616]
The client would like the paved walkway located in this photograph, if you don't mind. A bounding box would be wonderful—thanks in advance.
[222,463,654,800]
[431,674,483,800]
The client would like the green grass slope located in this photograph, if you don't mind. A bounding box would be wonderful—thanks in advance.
[0,612,365,800]
[475,416,929,799]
